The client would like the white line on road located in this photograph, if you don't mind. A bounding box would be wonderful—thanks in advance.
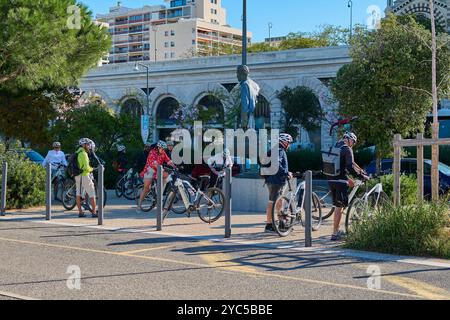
[0,290,38,300]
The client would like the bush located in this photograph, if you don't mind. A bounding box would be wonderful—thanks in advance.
[0,142,46,209]
[366,174,417,205]
[345,202,450,259]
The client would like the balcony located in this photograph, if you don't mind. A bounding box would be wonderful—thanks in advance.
[114,30,128,35]
[129,48,144,53]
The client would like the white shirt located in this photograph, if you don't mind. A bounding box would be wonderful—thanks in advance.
[42,150,68,169]
[207,154,233,171]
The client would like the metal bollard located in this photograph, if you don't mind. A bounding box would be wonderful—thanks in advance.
[1,161,7,216]
[45,162,52,220]
[156,165,163,231]
[98,165,104,226]
[304,170,312,247]
[224,167,232,238]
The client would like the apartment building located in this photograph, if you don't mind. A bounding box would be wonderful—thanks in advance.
[96,0,251,64]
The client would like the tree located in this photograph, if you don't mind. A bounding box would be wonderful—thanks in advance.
[248,42,278,53]
[331,14,450,168]
[50,102,141,154]
[0,0,111,92]
[278,33,327,50]
[277,86,324,140]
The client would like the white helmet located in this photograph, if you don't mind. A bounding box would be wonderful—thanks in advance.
[223,148,231,157]
[279,133,293,144]
[157,140,167,149]
[117,145,126,152]
[53,142,61,148]
[343,132,357,143]
[79,138,91,146]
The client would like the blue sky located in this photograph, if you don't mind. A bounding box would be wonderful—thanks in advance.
[82,0,388,41]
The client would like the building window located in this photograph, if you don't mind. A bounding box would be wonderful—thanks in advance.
[171,52,175,58]
[165,53,169,59]
[171,41,175,47]
[165,42,169,47]
[165,31,169,36]
[192,40,196,45]
[171,30,175,36]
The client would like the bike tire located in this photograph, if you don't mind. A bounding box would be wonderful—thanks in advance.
[197,187,225,224]
[139,186,156,212]
[62,180,77,211]
[271,195,295,237]
[313,186,335,220]
[345,197,366,234]
[115,176,124,198]
[311,193,323,231]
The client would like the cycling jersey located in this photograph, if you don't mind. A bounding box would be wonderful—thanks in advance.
[42,150,67,169]
[140,149,172,179]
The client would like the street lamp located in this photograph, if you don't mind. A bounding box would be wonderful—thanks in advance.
[268,22,273,47]
[242,0,247,65]
[348,0,353,40]
[134,62,150,116]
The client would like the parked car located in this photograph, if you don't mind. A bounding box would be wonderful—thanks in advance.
[365,158,450,196]
[12,149,45,165]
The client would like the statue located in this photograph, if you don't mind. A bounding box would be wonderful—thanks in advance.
[237,65,260,129]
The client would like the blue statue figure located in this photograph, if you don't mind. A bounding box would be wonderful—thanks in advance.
[237,65,260,129]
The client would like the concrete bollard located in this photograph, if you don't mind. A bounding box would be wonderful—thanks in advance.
[304,171,312,247]
[1,161,7,216]
[224,167,232,238]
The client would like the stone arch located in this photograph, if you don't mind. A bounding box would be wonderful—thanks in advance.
[153,94,182,142]
[81,88,114,109]
[283,76,337,149]
[116,87,148,114]
[149,86,188,117]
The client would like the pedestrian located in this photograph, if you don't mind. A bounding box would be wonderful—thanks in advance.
[263,133,293,233]
[75,138,97,218]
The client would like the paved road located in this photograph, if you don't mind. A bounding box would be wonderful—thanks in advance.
[0,220,449,300]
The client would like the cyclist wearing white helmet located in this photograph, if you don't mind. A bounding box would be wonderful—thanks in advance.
[328,131,369,241]
[43,142,68,200]
[75,138,97,218]
[114,144,127,173]
[263,133,294,233]
[207,148,234,188]
[138,140,176,211]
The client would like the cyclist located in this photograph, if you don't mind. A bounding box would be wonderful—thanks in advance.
[43,142,68,200]
[138,140,176,211]
[115,145,128,173]
[328,132,369,241]
[166,140,175,159]
[75,138,97,218]
[263,133,293,233]
[207,148,233,188]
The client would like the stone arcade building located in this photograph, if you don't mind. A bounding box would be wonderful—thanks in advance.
[80,46,351,150]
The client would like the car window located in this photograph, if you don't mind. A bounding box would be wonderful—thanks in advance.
[401,162,411,174]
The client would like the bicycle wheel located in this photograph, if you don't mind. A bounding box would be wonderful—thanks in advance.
[140,186,157,212]
[123,178,136,200]
[197,187,225,223]
[62,181,77,211]
[163,190,177,222]
[85,188,107,212]
[272,195,295,237]
[313,186,335,220]
[115,175,124,198]
[368,191,391,211]
[345,197,366,233]
[311,193,323,231]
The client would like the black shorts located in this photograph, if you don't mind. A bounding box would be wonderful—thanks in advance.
[267,184,283,202]
[328,182,349,208]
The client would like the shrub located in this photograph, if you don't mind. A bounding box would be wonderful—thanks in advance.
[366,174,417,205]
[0,142,46,209]
[345,202,450,259]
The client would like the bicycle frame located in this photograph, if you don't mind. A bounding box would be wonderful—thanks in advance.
[280,179,306,221]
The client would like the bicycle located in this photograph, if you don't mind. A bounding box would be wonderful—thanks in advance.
[345,178,390,233]
[271,173,323,237]
[162,167,225,224]
[62,168,107,212]
[51,164,67,202]
[115,168,134,198]
[313,185,335,221]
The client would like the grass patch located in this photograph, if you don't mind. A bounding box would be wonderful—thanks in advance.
[345,202,450,259]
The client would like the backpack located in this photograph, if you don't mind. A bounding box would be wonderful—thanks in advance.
[67,150,82,178]
[322,142,344,177]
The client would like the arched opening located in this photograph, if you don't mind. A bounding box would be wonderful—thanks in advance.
[197,95,225,128]
[121,98,143,118]
[156,97,180,141]
[254,95,271,129]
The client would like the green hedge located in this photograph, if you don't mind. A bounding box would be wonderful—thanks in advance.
[345,202,450,259]
[366,174,417,206]
[0,143,46,209]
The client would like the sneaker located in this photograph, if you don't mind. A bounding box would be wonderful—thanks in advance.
[264,224,275,233]
[91,212,98,218]
[78,212,86,218]
[331,231,346,241]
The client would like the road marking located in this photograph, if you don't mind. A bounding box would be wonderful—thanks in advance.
[32,219,450,269]
[0,290,38,300]
[118,245,176,255]
[354,264,450,300]
[0,236,424,299]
